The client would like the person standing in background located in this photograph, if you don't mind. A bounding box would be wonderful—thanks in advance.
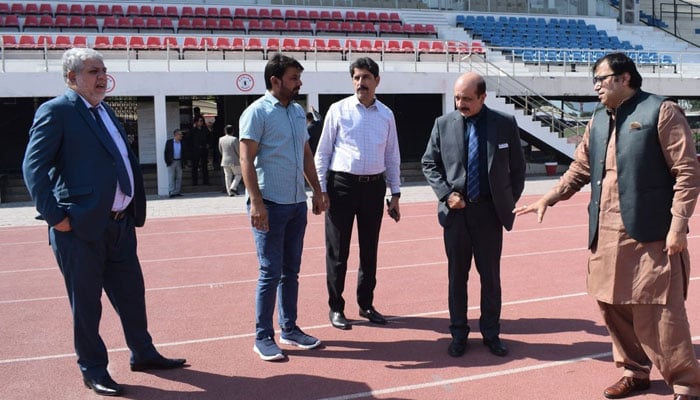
[164,128,184,198]
[219,124,242,196]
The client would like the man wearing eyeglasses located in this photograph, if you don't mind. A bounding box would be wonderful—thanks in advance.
[515,52,700,400]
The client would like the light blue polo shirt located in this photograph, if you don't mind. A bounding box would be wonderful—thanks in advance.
[239,91,309,204]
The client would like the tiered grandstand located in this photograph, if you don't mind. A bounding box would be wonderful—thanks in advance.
[0,0,698,202]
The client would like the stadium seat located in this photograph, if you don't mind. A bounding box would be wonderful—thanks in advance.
[285,10,296,20]
[22,15,40,30]
[0,3,8,14]
[166,6,179,18]
[378,12,390,23]
[111,36,127,50]
[368,12,379,22]
[2,14,19,30]
[385,40,401,52]
[129,36,146,50]
[191,17,206,30]
[18,35,37,49]
[232,19,245,33]
[331,10,343,21]
[132,17,146,31]
[215,36,231,49]
[181,6,194,18]
[1,34,18,48]
[38,15,54,28]
[297,38,313,52]
[93,35,111,49]
[54,35,72,48]
[10,3,23,14]
[72,35,86,47]
[199,36,215,50]
[266,37,280,52]
[146,36,161,49]
[246,8,259,19]
[24,3,39,15]
[39,3,53,15]
[281,38,297,51]
[345,11,356,21]
[37,34,53,48]
[96,4,110,16]
[152,6,165,17]
[110,5,124,17]
[182,36,198,51]
[270,8,283,20]
[319,10,332,21]
[233,8,245,19]
[219,8,232,19]
[308,10,319,21]
[205,18,218,31]
[194,7,207,18]
[125,5,139,17]
[231,37,244,50]
[296,10,308,20]
[163,36,178,49]
[245,37,263,52]
[83,16,98,31]
[258,9,270,19]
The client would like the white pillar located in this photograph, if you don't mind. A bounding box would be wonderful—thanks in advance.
[153,95,169,197]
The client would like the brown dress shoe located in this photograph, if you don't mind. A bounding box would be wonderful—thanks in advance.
[604,376,650,399]
[674,395,700,400]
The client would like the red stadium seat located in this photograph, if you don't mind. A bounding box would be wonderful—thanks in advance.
[298,38,314,51]
[163,36,178,49]
[205,18,218,31]
[319,10,332,21]
[430,40,446,53]
[281,38,296,51]
[207,7,219,18]
[401,40,415,53]
[181,6,194,18]
[308,10,319,21]
[258,9,270,19]
[10,3,23,14]
[146,36,161,49]
[368,12,379,22]
[182,36,197,50]
[72,35,86,47]
[25,3,39,14]
[54,35,72,49]
[159,17,173,32]
[199,36,215,49]
[266,37,279,52]
[39,3,53,15]
[93,35,111,49]
[166,6,178,18]
[131,17,146,31]
[402,23,415,36]
[194,7,206,18]
[345,39,359,52]
[22,15,39,29]
[378,12,390,23]
[296,10,308,20]
[191,17,206,30]
[471,41,485,54]
[0,3,8,14]
[218,18,233,31]
[18,35,37,49]
[139,5,153,17]
[261,19,275,32]
[37,34,53,48]
[83,4,96,15]
[385,40,401,52]
[110,5,124,17]
[153,6,166,17]
[68,15,85,29]
[231,37,244,50]
[331,10,343,21]
[245,37,263,51]
[111,36,128,50]
[38,15,54,28]
[389,12,401,23]
[96,5,110,16]
[232,19,245,32]
[356,11,368,22]
[2,14,19,30]
[125,5,139,17]
[129,36,146,50]
[273,20,286,32]
[1,34,18,48]
[233,8,245,19]
[284,9,296,20]
[246,8,258,19]
[84,16,98,31]
[270,8,283,20]
[177,18,192,31]
[345,10,356,21]
[215,36,231,49]
[219,7,231,19]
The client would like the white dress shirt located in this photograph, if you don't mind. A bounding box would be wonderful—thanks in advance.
[314,95,401,194]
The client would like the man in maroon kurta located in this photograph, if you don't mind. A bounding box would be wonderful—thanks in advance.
[515,53,700,400]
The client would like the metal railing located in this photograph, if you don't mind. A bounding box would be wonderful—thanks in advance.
[459,52,588,150]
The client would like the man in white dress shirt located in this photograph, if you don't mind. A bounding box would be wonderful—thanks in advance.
[314,57,402,330]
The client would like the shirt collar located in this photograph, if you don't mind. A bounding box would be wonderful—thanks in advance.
[352,94,377,110]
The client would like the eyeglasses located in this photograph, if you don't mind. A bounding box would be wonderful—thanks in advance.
[592,73,618,85]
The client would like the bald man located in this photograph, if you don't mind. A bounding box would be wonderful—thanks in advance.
[422,72,526,358]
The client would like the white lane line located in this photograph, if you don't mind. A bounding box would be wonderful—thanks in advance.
[315,351,614,400]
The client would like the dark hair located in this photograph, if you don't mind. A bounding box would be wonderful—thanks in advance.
[474,75,486,96]
[349,57,379,78]
[224,124,234,135]
[264,53,304,90]
[592,52,642,89]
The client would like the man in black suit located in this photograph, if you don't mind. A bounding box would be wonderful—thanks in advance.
[422,72,526,358]
[164,128,184,197]
[22,48,185,396]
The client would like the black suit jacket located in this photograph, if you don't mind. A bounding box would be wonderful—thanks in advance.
[422,107,526,231]
[164,138,182,166]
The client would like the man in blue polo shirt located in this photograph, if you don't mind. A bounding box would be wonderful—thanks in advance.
[239,53,327,361]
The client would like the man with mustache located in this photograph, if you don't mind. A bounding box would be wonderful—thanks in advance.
[422,72,526,358]
[315,57,402,330]
[515,52,700,400]
[22,47,185,397]
[239,53,327,361]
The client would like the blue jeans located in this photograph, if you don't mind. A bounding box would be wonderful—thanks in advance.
[249,200,308,339]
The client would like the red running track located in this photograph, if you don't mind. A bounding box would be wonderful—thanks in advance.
[2,194,700,399]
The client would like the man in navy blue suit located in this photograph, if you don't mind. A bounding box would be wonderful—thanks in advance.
[22,48,185,397]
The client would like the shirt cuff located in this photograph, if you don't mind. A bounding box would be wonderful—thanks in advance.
[670,216,689,233]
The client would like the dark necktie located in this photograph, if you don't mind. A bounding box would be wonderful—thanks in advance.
[466,119,480,200]
[89,106,132,196]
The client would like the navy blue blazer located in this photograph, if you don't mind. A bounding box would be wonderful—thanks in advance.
[422,107,526,231]
[22,89,146,241]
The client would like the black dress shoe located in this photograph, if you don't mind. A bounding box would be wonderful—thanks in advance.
[359,307,387,325]
[483,336,508,357]
[329,311,351,330]
[130,355,187,372]
[448,338,467,357]
[83,375,124,396]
